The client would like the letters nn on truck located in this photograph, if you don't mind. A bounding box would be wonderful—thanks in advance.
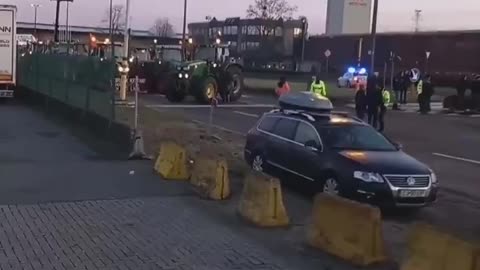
[0,5,16,98]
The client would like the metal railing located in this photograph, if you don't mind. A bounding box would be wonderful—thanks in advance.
[17,52,116,120]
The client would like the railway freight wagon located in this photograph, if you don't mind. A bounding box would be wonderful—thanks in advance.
[305,30,480,86]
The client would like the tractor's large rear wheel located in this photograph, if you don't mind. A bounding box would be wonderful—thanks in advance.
[195,77,218,104]
[226,66,244,102]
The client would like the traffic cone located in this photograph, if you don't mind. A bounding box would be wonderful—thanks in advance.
[128,129,151,160]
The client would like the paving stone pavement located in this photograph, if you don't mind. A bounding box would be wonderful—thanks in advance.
[0,197,294,270]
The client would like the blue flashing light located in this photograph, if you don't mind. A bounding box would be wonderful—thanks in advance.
[347,67,356,73]
[358,68,367,74]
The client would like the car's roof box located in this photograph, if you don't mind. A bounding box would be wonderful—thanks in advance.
[278,91,333,113]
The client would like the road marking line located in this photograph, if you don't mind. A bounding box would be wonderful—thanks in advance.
[470,114,480,118]
[146,104,275,109]
[433,153,480,165]
[233,111,259,118]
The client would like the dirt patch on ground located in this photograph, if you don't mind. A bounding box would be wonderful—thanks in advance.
[115,104,250,177]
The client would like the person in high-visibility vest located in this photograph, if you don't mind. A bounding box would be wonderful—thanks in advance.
[379,87,391,132]
[417,76,426,114]
[310,77,327,97]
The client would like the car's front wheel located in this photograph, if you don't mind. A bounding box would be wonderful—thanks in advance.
[251,154,265,172]
[322,177,341,196]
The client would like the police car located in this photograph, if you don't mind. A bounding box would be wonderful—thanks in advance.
[337,67,368,88]
[244,92,438,208]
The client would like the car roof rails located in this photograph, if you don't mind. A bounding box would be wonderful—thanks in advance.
[269,108,316,122]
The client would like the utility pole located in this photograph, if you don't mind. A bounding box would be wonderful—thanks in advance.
[54,0,60,42]
[109,0,114,59]
[300,17,308,66]
[181,0,188,61]
[31,4,41,36]
[52,0,73,43]
[370,0,379,73]
[414,9,422,32]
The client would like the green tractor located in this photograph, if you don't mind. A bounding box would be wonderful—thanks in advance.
[163,44,244,103]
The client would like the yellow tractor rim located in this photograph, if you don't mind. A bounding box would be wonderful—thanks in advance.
[206,83,215,99]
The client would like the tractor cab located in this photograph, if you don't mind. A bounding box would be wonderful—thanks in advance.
[192,44,241,67]
[154,44,183,64]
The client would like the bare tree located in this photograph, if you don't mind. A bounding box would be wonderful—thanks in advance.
[150,18,175,37]
[101,4,125,35]
[246,0,298,35]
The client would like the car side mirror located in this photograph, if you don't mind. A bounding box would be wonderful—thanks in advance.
[304,140,320,152]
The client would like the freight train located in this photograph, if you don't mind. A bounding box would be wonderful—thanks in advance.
[304,30,480,86]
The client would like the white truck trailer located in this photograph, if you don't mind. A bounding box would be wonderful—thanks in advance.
[0,5,16,98]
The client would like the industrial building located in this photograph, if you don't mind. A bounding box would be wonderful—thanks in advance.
[326,0,372,35]
[188,17,306,69]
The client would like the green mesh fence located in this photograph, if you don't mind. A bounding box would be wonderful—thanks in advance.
[17,53,116,120]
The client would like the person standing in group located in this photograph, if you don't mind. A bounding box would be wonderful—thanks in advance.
[423,74,434,113]
[417,74,434,114]
[354,83,367,120]
[275,76,291,97]
[400,70,410,104]
[392,72,402,110]
[310,75,327,97]
[456,75,469,111]
[379,85,391,132]
[366,74,383,129]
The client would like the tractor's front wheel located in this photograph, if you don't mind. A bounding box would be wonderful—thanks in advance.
[195,77,218,104]
[226,66,244,102]
[166,88,186,103]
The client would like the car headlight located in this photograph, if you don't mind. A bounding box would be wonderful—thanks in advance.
[178,73,183,79]
[353,171,384,183]
[184,73,189,79]
[430,170,437,184]
[212,63,218,68]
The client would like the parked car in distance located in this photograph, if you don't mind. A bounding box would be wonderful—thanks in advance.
[244,107,438,208]
[337,67,368,88]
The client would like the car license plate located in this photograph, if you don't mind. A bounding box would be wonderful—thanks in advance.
[399,190,427,198]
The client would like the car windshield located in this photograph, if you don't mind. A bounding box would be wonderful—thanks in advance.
[319,125,397,151]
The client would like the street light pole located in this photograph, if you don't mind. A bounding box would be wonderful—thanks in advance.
[370,0,379,73]
[66,1,70,43]
[31,4,41,36]
[119,0,131,101]
[181,0,188,61]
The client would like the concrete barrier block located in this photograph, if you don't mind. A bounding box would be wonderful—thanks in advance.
[238,171,289,227]
[401,223,478,270]
[307,194,386,266]
[190,157,230,200]
[154,142,189,180]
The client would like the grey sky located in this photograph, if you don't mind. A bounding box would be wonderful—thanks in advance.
[6,0,480,34]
